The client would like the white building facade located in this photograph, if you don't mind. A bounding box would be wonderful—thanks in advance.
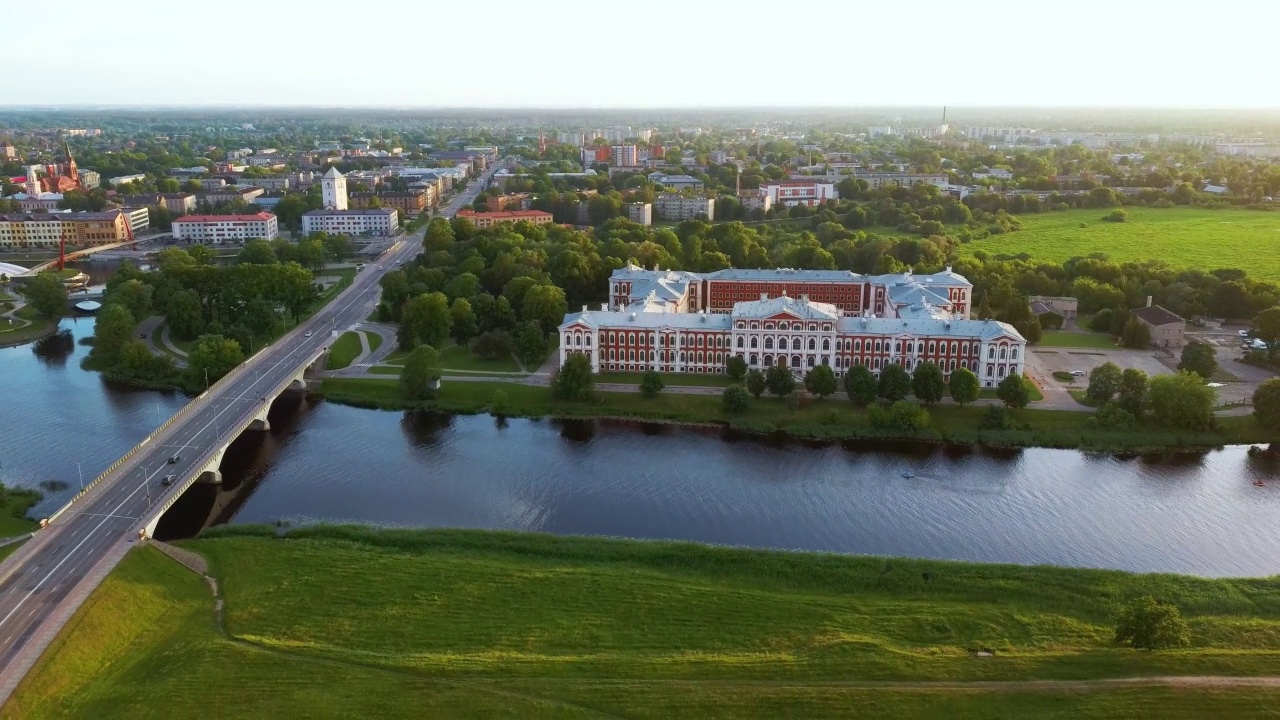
[654,194,714,221]
[321,166,348,210]
[301,208,399,236]
[172,213,279,243]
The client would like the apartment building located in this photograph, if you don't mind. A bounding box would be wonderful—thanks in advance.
[654,194,714,222]
[171,212,279,243]
[350,191,430,216]
[455,209,553,229]
[300,208,400,236]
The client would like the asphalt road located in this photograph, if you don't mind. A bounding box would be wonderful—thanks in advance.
[0,159,504,699]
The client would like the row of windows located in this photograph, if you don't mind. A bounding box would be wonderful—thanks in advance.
[733,321,833,332]
[606,349,727,365]
[573,330,1020,362]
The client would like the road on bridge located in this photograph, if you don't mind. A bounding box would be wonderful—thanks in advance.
[0,159,505,702]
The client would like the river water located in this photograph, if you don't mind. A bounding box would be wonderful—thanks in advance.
[2,315,1279,578]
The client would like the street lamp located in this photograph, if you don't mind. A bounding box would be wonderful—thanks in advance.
[77,462,84,491]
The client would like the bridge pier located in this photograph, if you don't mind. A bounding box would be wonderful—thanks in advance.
[248,403,271,431]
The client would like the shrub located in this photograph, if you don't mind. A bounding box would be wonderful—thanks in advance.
[997,373,1032,409]
[722,385,751,413]
[1052,371,1074,382]
[1103,208,1128,223]
[765,364,795,397]
[878,363,911,401]
[1087,362,1123,403]
[725,355,747,381]
[980,406,1012,430]
[948,367,980,406]
[844,365,878,406]
[639,370,664,399]
[1114,596,1191,650]
[1092,402,1138,430]
[803,364,837,398]
[745,369,766,398]
[870,400,929,433]
[551,353,594,401]
[1255,378,1280,428]
[472,330,513,361]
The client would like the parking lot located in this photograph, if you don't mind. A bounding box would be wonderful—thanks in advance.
[1026,333,1273,409]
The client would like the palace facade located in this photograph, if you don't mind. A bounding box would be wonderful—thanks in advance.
[559,265,1026,388]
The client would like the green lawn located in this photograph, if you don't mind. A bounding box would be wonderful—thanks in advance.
[9,530,1280,718]
[960,207,1280,282]
[326,331,363,370]
[1039,330,1118,349]
[439,341,523,373]
[0,487,40,537]
[0,306,58,346]
[316,378,1276,452]
[596,370,737,387]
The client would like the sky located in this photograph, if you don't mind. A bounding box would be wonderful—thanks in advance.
[7,0,1277,109]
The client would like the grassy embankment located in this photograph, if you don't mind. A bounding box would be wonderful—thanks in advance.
[9,527,1280,718]
[0,305,59,347]
[0,487,40,537]
[316,377,1271,451]
[325,331,363,370]
[960,207,1280,283]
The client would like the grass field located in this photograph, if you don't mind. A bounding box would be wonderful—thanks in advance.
[1040,330,1118,349]
[595,370,738,387]
[439,341,524,373]
[316,377,1276,452]
[0,487,40,537]
[9,529,1280,718]
[0,306,58,347]
[960,207,1280,282]
[326,331,363,370]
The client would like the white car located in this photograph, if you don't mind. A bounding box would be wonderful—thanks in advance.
[1238,329,1251,338]
[305,331,312,338]
[1070,370,1086,377]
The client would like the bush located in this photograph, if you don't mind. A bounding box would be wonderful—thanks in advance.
[722,385,750,414]
[745,369,766,398]
[878,363,911,401]
[639,370,664,399]
[725,355,747,381]
[1121,317,1151,349]
[1089,309,1115,334]
[997,373,1032,409]
[1052,371,1074,382]
[980,406,1012,430]
[1087,362,1123,403]
[1092,402,1138,430]
[869,400,929,434]
[1103,208,1128,223]
[1038,312,1064,330]
[1255,378,1280,428]
[551,353,594,401]
[844,365,878,406]
[803,364,837,398]
[1177,340,1217,380]
[471,330,513,361]
[765,364,795,397]
[1114,596,1191,650]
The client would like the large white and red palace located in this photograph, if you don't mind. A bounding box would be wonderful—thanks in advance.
[559,264,1027,388]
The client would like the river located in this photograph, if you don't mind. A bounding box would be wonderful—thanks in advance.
[2,315,1278,578]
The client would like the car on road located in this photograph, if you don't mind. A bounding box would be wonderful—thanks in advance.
[161,474,176,486]
[168,454,180,464]
[1070,370,1086,377]
[1239,329,1251,338]
[305,331,313,337]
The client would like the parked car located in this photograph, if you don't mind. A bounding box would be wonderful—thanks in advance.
[1239,329,1251,338]
[1070,370,1086,377]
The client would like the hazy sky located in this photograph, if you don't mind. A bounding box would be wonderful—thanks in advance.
[8,0,1276,108]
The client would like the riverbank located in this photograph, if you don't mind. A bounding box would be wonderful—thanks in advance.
[315,377,1278,452]
[8,527,1280,718]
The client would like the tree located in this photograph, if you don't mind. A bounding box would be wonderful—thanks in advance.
[1117,368,1148,417]
[400,345,442,401]
[1114,596,1191,651]
[803,364,837,399]
[105,278,152,321]
[1089,308,1115,334]
[521,284,568,336]
[722,385,751,413]
[399,292,450,351]
[765,364,795,397]
[869,400,929,433]
[911,362,946,404]
[237,238,277,265]
[639,370,664,399]
[184,334,244,390]
[1087,362,1124,403]
[745,369,766,398]
[449,297,478,347]
[1148,371,1215,430]
[164,288,204,340]
[997,373,1032,409]
[878,363,911,401]
[1121,317,1151,349]
[472,330,513,361]
[1253,307,1280,361]
[552,353,594,401]
[322,234,355,261]
[22,274,67,317]
[949,367,980,406]
[725,355,747,381]
[90,303,136,364]
[514,320,547,367]
[1177,340,1217,380]
[1253,378,1280,428]
[844,365,878,406]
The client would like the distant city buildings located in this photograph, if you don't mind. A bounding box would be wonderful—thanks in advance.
[760,180,837,207]
[610,144,638,167]
[626,201,652,226]
[648,173,704,191]
[0,210,133,249]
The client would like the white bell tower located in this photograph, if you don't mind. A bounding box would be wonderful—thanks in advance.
[321,166,347,210]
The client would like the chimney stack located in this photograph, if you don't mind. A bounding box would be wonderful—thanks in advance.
[582,304,588,312]
[1146,296,1153,308]
[760,292,767,301]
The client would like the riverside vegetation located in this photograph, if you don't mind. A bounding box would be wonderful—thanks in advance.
[8,526,1280,718]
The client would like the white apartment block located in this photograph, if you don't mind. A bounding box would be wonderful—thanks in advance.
[760,180,838,207]
[301,208,399,236]
[172,213,279,243]
[654,194,714,222]
[626,202,652,226]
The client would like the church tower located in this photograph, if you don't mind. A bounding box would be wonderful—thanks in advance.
[63,139,80,189]
[321,166,348,210]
